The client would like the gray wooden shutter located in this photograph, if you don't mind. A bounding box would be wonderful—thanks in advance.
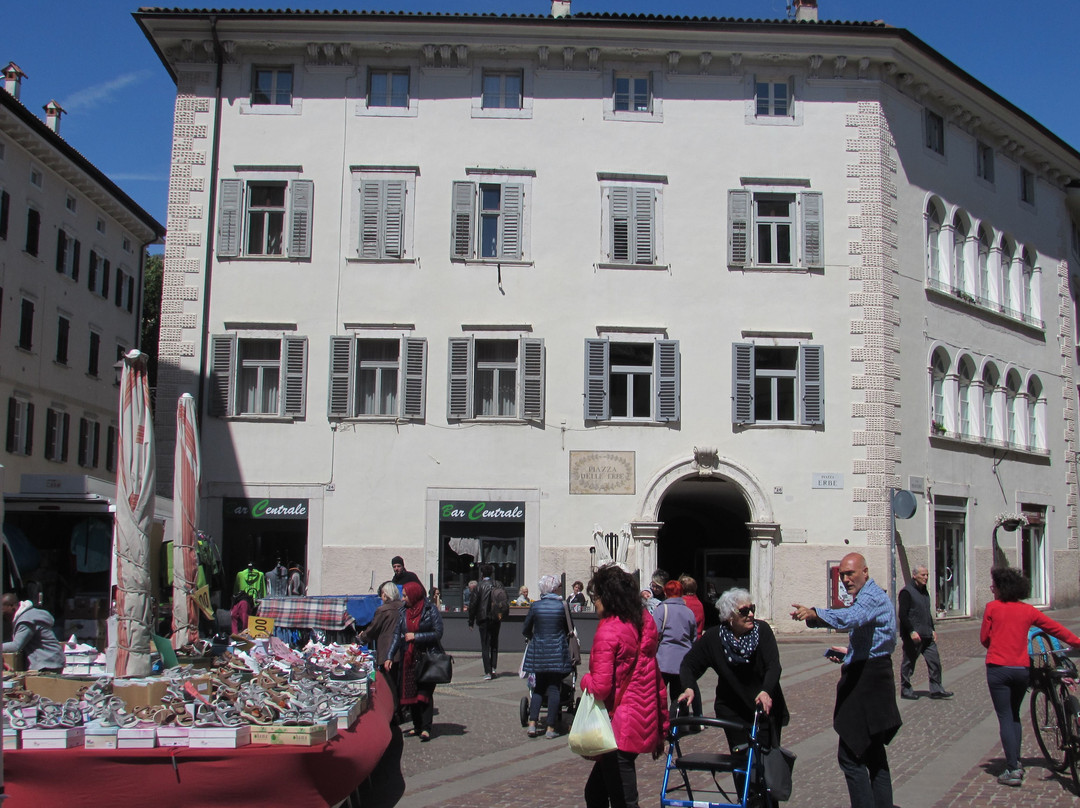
[61,412,69,462]
[209,334,236,417]
[359,181,382,259]
[327,336,354,418]
[55,230,67,273]
[633,187,655,264]
[71,240,80,282]
[499,183,523,260]
[732,343,755,424]
[102,260,110,296]
[451,181,475,259]
[584,338,610,421]
[281,336,308,417]
[87,250,97,291]
[384,180,406,259]
[218,179,242,258]
[520,337,544,420]
[728,190,751,267]
[655,339,680,422]
[801,191,824,268]
[800,344,824,425]
[402,336,427,419]
[610,187,630,262]
[289,179,314,259]
[24,403,33,456]
[447,337,474,419]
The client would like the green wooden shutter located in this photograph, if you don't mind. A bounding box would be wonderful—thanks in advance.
[402,336,427,419]
[499,183,523,260]
[451,181,475,259]
[327,336,354,418]
[655,339,680,421]
[384,180,406,259]
[281,336,308,417]
[732,343,755,424]
[520,337,544,420]
[209,334,236,417]
[584,338,610,421]
[289,179,314,259]
[610,187,630,262]
[218,179,242,258]
[447,338,474,419]
[800,344,824,425]
[728,190,751,267]
[801,191,824,268]
[359,181,382,259]
[633,187,655,264]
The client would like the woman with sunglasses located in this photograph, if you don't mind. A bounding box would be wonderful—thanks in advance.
[678,588,788,755]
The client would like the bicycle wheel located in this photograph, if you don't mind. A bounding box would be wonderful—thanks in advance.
[1063,691,1080,790]
[1030,685,1068,771]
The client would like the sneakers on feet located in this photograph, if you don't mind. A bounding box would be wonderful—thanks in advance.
[997,768,1022,787]
[545,728,558,739]
[483,673,492,680]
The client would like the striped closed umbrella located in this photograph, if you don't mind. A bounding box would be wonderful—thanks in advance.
[114,349,156,677]
[171,393,201,649]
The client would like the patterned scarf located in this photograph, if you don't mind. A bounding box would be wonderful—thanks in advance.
[718,621,760,665]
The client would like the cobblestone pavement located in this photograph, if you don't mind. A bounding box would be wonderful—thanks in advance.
[381,607,1080,808]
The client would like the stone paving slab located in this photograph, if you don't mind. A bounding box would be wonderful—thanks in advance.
[387,607,1080,808]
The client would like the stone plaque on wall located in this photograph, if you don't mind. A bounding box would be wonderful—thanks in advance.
[569,451,635,495]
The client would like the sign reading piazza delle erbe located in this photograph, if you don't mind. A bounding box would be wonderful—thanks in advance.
[569,451,636,495]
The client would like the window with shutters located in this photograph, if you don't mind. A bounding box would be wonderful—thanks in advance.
[727,187,823,270]
[55,315,69,365]
[105,424,117,472]
[87,330,101,378]
[359,66,417,117]
[45,408,69,463]
[55,228,80,279]
[472,64,532,119]
[598,175,665,267]
[450,172,532,263]
[731,343,823,427]
[349,168,416,261]
[603,67,662,122]
[115,268,135,313]
[87,250,110,297]
[209,333,308,419]
[583,338,679,423]
[327,335,427,420]
[77,417,100,468]
[25,207,40,256]
[217,177,313,260]
[6,397,32,456]
[17,298,34,351]
[447,336,544,421]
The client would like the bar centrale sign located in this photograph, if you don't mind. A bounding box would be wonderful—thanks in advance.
[439,501,525,522]
[225,498,309,519]
[569,451,635,495]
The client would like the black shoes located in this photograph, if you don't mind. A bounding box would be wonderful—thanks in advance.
[929,691,954,700]
[900,691,919,700]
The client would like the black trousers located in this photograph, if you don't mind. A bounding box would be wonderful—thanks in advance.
[584,749,639,808]
[478,619,502,674]
[837,737,892,808]
[899,636,945,694]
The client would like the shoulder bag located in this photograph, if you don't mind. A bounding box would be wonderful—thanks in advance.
[415,647,454,685]
[562,600,582,666]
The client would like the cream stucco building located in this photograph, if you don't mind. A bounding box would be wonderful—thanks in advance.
[137,4,1080,625]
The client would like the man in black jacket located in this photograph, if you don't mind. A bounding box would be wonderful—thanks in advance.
[468,564,503,680]
[898,565,952,700]
[391,556,421,588]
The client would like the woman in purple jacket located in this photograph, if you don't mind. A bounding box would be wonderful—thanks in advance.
[653,579,698,709]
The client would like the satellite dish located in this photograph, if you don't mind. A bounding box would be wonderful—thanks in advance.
[891,490,917,520]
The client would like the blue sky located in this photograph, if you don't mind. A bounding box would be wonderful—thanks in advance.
[2,1,1077,232]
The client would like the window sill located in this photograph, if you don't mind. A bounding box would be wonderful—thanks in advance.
[345,257,416,265]
[597,262,668,271]
[929,430,1049,458]
[588,419,677,427]
[331,415,411,423]
[734,422,817,430]
[603,111,662,124]
[450,258,533,267]
[925,280,1044,331]
[455,418,532,425]
[729,264,816,273]
[220,415,296,423]
[356,103,418,118]
[748,114,799,127]
[239,101,303,116]
[53,360,69,369]
[471,107,533,120]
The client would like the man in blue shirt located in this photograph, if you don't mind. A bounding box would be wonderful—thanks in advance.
[791,552,902,808]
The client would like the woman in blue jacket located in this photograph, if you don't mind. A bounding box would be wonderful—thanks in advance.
[522,574,574,738]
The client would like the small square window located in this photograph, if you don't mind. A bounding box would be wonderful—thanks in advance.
[756,80,790,117]
[1020,168,1036,205]
[29,167,43,188]
[252,66,293,106]
[122,237,132,253]
[614,73,651,113]
[246,183,286,256]
[96,218,106,235]
[368,69,410,108]
[482,70,523,110]
[976,141,995,183]
[925,109,945,155]
[65,195,77,213]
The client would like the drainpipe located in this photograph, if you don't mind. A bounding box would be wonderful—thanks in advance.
[195,14,226,425]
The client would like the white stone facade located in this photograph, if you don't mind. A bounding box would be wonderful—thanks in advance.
[138,10,1080,625]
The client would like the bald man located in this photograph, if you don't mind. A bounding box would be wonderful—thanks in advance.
[791,553,902,808]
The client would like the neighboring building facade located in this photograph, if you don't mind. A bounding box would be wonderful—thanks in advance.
[0,63,164,640]
[137,6,1080,624]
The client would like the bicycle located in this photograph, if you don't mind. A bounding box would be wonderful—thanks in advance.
[1028,630,1080,789]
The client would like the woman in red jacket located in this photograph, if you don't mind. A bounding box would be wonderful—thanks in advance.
[981,566,1080,787]
[581,564,668,808]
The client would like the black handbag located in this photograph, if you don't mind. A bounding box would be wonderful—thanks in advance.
[415,648,454,685]
[762,744,797,802]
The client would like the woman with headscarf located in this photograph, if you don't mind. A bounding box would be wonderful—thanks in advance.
[385,580,444,742]
[522,574,574,738]
[581,564,668,808]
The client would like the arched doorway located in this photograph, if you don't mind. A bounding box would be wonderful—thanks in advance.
[656,476,751,609]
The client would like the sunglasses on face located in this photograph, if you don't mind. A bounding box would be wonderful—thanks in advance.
[737,605,756,617]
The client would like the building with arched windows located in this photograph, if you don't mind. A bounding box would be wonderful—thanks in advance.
[137,3,1080,626]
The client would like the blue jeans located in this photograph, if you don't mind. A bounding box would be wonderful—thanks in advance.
[986,664,1029,770]
[529,672,562,728]
[837,737,892,808]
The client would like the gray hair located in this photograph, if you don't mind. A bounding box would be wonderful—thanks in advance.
[538,574,561,596]
[716,587,753,622]
[379,581,400,601]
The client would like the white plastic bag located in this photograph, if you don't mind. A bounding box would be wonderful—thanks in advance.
[568,690,618,757]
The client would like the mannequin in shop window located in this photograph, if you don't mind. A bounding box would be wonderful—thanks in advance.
[234,562,267,600]
[266,558,289,598]
[287,563,305,597]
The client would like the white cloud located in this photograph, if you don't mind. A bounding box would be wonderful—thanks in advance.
[60,70,153,111]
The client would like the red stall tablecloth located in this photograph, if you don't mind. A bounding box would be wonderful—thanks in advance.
[4,672,393,808]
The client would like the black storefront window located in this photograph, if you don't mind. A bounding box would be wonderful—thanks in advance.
[438,500,524,611]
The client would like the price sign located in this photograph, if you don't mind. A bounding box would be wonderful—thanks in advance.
[193,585,214,619]
[248,616,275,637]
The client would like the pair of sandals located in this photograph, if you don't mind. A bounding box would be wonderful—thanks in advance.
[403,727,432,742]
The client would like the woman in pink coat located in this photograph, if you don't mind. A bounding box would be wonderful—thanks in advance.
[581,564,668,808]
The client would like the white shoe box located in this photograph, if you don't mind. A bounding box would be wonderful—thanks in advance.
[117,726,158,749]
[156,726,190,747]
[189,725,250,748]
[84,723,119,749]
[3,729,19,750]
[22,727,85,749]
